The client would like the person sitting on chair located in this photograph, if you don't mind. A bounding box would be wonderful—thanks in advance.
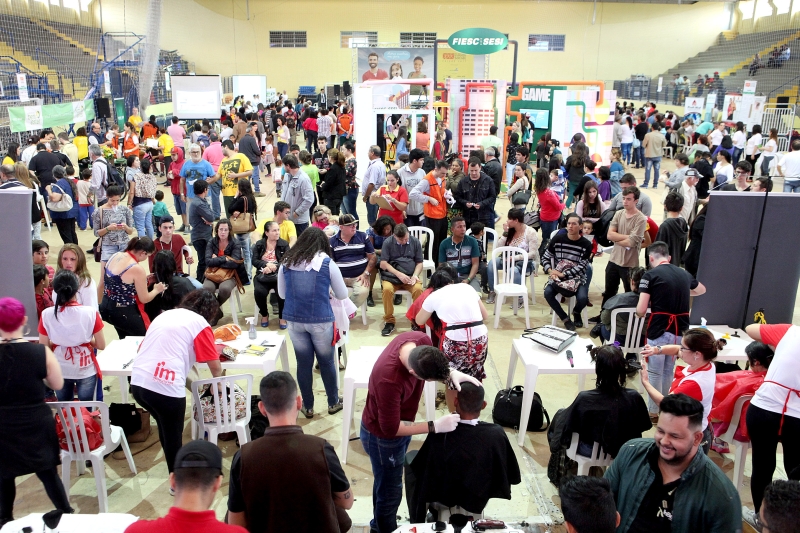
[559,476,620,533]
[560,345,652,458]
[592,266,646,348]
[406,382,521,522]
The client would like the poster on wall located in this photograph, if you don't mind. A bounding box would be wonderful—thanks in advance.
[436,48,486,85]
[357,48,434,103]
[722,94,742,122]
[684,97,704,116]
[749,96,766,127]
[704,93,716,121]
[16,73,28,102]
[550,89,616,165]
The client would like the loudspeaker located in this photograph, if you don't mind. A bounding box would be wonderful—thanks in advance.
[95,97,111,119]
[343,80,351,96]
[334,84,341,98]
[109,70,123,97]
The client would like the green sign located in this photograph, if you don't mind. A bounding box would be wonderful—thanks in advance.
[448,28,507,55]
[8,101,95,133]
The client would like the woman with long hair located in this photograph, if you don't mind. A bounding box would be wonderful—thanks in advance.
[561,345,651,458]
[341,141,359,219]
[14,162,43,239]
[641,328,724,452]
[0,298,73,525]
[507,162,531,210]
[486,208,539,304]
[321,148,346,215]
[39,270,106,401]
[745,124,763,169]
[93,185,135,300]
[303,108,319,152]
[228,179,257,277]
[100,237,166,338]
[74,126,89,169]
[253,221,289,328]
[732,121,747,164]
[564,142,588,207]
[415,121,430,151]
[144,250,195,321]
[278,227,348,417]
[619,117,635,165]
[57,244,97,309]
[405,264,457,346]
[2,142,19,165]
[129,158,157,239]
[122,121,140,158]
[202,219,247,324]
[759,127,779,177]
[275,116,290,159]
[395,126,409,160]
[45,165,79,245]
[534,168,565,255]
[371,169,407,226]
[575,181,605,223]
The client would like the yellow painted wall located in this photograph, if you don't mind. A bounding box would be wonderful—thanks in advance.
[95,0,729,93]
[734,0,800,34]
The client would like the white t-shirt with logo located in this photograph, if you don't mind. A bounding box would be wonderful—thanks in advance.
[38,303,103,380]
[131,308,218,398]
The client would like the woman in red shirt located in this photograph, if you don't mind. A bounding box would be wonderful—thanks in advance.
[640,328,724,451]
[370,170,408,225]
[534,167,565,254]
[302,109,319,152]
[168,147,188,231]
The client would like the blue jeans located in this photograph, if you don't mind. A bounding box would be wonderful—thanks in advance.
[286,321,338,410]
[360,423,411,533]
[644,156,661,187]
[784,180,800,193]
[278,143,288,159]
[544,281,589,321]
[538,219,559,258]
[646,332,680,413]
[487,257,533,291]
[634,146,644,168]
[295,222,309,235]
[208,181,222,219]
[132,201,154,239]
[732,147,743,164]
[234,234,252,283]
[621,143,632,165]
[366,200,379,226]
[55,375,97,401]
[341,188,359,220]
[249,168,260,193]
[78,205,95,230]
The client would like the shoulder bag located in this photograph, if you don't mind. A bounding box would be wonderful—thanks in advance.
[230,197,256,234]
[205,256,245,294]
[47,183,73,212]
[492,385,550,432]
[511,189,532,207]
[91,210,107,262]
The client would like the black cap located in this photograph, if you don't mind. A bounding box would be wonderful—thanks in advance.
[174,440,223,470]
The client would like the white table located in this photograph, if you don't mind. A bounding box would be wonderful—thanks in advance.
[0,513,138,533]
[506,336,597,447]
[394,524,524,533]
[692,325,754,362]
[97,331,289,403]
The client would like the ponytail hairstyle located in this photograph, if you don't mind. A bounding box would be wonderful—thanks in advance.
[152,251,177,306]
[426,270,454,333]
[590,345,627,390]
[682,328,725,362]
[125,236,155,254]
[51,270,80,322]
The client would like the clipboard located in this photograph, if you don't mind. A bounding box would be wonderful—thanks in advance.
[374,195,395,210]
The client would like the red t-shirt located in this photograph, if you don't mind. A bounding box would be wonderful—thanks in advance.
[759,324,791,347]
[362,331,433,439]
[149,235,189,274]
[125,507,247,533]
[376,185,409,225]
[645,217,659,244]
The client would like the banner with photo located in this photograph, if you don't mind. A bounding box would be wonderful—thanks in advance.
[436,48,486,84]
[357,48,434,105]
[8,100,95,132]
[684,97,704,116]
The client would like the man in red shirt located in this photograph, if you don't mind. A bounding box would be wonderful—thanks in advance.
[362,52,389,82]
[124,440,247,533]
[360,331,481,532]
[148,216,195,277]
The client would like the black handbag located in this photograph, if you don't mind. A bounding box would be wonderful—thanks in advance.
[510,189,532,206]
[491,386,550,432]
[109,402,144,436]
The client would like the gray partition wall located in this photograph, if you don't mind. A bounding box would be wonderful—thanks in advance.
[0,188,38,338]
[690,191,800,327]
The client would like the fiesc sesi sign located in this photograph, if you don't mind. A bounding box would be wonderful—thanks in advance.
[448,28,507,55]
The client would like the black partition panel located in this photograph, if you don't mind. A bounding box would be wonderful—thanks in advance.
[690,192,800,327]
[0,189,38,337]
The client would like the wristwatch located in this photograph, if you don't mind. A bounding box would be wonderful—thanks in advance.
[428,421,435,434]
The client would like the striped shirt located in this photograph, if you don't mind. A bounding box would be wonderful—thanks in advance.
[541,231,592,283]
[329,231,375,278]
[317,115,333,138]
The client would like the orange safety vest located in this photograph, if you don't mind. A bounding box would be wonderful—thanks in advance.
[123,133,138,157]
[422,171,447,220]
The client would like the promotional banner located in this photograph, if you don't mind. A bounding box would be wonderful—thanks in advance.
[684,97,704,116]
[704,93,717,121]
[8,101,95,132]
[436,48,486,84]
[358,47,434,83]
[723,94,742,122]
[743,80,757,95]
[104,70,111,94]
[551,89,616,165]
[657,77,663,93]
[16,73,28,102]
[749,96,766,126]
[739,80,757,125]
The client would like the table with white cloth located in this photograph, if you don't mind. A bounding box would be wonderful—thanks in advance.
[0,513,138,533]
[506,336,598,447]
[393,523,524,532]
[97,331,289,403]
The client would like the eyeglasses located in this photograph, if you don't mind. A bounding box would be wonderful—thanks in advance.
[735,170,748,174]
[679,346,693,352]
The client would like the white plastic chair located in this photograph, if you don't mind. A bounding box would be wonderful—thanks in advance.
[39,197,52,231]
[408,225,435,283]
[348,286,368,326]
[549,294,588,330]
[565,432,613,475]
[663,146,673,159]
[605,307,650,391]
[51,401,137,513]
[490,246,530,329]
[190,374,253,445]
[720,394,754,492]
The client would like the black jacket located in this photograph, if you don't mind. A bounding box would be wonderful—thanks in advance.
[320,163,346,204]
[483,158,503,196]
[206,237,249,283]
[453,172,496,226]
[227,194,257,218]
[252,238,289,283]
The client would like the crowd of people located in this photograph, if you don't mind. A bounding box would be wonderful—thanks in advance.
[1,92,799,533]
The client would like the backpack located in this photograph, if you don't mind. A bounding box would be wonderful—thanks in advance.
[248,394,269,440]
[593,207,619,247]
[285,111,297,129]
[97,159,125,190]
[491,386,550,432]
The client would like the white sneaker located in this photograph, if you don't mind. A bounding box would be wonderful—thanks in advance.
[742,506,762,532]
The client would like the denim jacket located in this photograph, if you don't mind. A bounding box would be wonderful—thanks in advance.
[605,438,742,533]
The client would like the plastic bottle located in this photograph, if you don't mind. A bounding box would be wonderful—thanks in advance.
[700,317,707,328]
[246,317,257,340]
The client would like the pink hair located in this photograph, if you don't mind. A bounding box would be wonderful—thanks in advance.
[0,297,25,333]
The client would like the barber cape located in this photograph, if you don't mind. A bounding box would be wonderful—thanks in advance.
[408,421,521,520]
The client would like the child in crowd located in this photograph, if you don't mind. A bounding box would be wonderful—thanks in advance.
[506,132,521,187]
[272,157,283,196]
[609,148,625,196]
[548,158,566,201]
[76,168,95,230]
[32,240,54,283]
[263,134,275,175]
[33,264,52,320]
[581,220,599,257]
[470,221,489,294]
[655,192,688,266]
[152,190,169,237]
[597,166,612,203]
